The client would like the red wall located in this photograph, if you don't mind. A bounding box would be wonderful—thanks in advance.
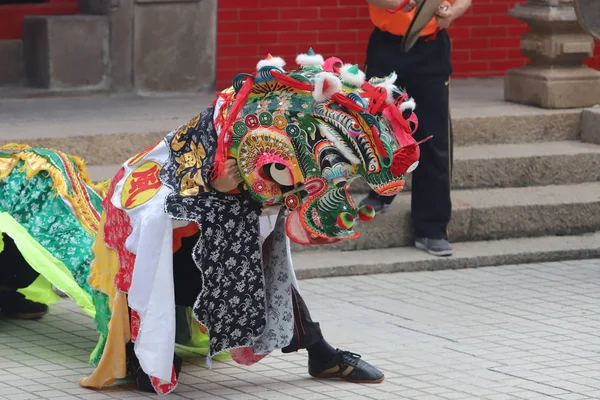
[0,0,79,40]
[216,0,600,91]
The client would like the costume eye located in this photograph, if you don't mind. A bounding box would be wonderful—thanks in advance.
[270,163,294,186]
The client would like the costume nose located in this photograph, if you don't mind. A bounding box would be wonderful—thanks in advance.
[391,146,420,177]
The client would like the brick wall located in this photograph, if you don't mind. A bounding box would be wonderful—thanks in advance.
[216,0,600,91]
[0,0,79,40]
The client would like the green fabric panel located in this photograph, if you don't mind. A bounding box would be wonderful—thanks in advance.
[0,213,95,318]
[17,274,61,306]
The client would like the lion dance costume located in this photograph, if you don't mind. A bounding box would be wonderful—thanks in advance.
[75,49,424,395]
[0,144,105,330]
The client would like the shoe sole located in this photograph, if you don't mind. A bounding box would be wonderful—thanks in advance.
[309,371,385,384]
[415,241,453,257]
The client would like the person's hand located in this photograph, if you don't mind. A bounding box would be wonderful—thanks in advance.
[436,1,454,28]
[211,159,243,193]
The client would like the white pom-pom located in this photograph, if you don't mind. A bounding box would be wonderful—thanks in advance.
[400,98,416,112]
[340,64,366,87]
[313,72,342,102]
[296,53,325,67]
[257,54,286,71]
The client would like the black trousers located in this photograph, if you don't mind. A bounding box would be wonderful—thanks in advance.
[365,28,453,240]
[0,233,39,290]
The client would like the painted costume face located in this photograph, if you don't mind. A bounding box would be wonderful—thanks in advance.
[214,49,425,245]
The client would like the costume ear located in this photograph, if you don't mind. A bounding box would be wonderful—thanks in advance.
[256,53,286,71]
[313,72,342,102]
[323,57,343,73]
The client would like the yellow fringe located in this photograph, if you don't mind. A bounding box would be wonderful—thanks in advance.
[0,144,103,235]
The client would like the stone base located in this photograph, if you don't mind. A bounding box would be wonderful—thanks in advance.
[582,107,600,144]
[504,65,600,109]
[0,40,22,85]
[22,15,109,90]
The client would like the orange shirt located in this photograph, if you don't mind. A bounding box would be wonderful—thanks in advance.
[368,1,453,37]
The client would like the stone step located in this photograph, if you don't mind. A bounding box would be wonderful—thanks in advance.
[352,140,600,192]
[85,140,600,192]
[292,232,600,280]
[0,80,582,164]
[291,182,600,252]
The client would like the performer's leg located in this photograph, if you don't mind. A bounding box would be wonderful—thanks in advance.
[360,29,453,256]
[124,304,183,393]
[282,286,384,383]
[407,76,453,255]
[124,232,198,393]
[0,233,48,319]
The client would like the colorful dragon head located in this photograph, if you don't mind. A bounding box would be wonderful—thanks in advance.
[213,48,426,245]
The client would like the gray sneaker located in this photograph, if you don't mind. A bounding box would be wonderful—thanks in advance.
[358,196,391,213]
[415,237,454,257]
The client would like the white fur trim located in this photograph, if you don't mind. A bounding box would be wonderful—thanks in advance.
[340,64,366,87]
[319,123,361,165]
[312,72,342,102]
[400,98,416,112]
[374,72,399,104]
[256,56,286,71]
[296,53,325,67]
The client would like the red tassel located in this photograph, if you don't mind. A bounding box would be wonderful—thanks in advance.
[370,124,389,158]
[272,71,312,91]
[360,82,388,114]
[332,93,364,112]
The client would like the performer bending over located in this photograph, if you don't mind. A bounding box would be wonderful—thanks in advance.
[81,50,425,394]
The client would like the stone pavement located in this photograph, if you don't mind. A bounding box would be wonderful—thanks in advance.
[1,259,599,400]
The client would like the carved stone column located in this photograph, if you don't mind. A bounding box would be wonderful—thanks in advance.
[504,0,600,109]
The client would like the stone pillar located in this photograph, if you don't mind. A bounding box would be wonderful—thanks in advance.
[504,0,600,109]
[132,0,217,92]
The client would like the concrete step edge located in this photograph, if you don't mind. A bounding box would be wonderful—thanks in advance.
[293,232,600,280]
[293,182,600,252]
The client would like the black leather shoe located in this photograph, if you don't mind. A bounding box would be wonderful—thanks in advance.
[309,350,384,384]
[0,291,48,320]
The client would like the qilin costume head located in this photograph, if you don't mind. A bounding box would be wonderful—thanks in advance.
[212,48,427,245]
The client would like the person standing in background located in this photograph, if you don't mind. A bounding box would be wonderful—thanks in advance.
[359,0,472,257]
